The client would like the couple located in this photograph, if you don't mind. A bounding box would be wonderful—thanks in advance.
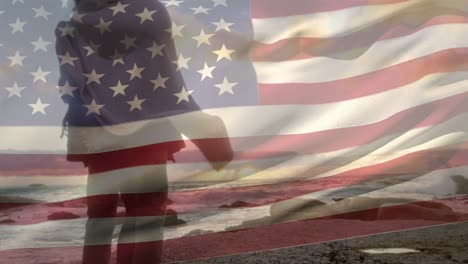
[56,0,233,263]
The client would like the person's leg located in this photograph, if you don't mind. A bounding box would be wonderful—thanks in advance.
[117,164,168,264]
[82,162,119,264]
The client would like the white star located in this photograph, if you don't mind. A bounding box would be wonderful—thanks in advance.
[191,5,211,15]
[136,8,157,24]
[83,100,104,116]
[120,34,137,49]
[109,81,128,97]
[212,18,233,32]
[31,36,51,52]
[215,77,238,95]
[83,69,104,84]
[197,63,216,81]
[174,86,194,104]
[8,51,26,67]
[29,98,50,115]
[72,12,86,23]
[213,44,235,62]
[150,73,169,90]
[211,0,227,7]
[83,46,95,56]
[109,2,129,16]
[126,64,145,80]
[9,18,27,33]
[127,95,146,111]
[58,52,78,66]
[146,41,165,58]
[12,0,24,4]
[83,41,101,56]
[32,6,51,20]
[30,67,50,83]
[192,30,214,47]
[111,49,125,66]
[57,23,75,37]
[173,53,191,71]
[95,18,112,34]
[58,81,78,97]
[61,0,69,8]
[5,82,25,98]
[165,22,184,39]
[162,0,183,7]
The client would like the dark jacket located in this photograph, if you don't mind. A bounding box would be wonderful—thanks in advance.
[55,0,199,162]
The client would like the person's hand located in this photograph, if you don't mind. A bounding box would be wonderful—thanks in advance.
[210,149,234,171]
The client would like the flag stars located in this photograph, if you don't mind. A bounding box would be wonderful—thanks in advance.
[30,67,50,83]
[127,95,146,111]
[72,12,86,23]
[109,2,129,16]
[57,23,75,37]
[31,36,51,52]
[162,0,183,7]
[5,82,25,98]
[83,69,104,84]
[120,34,137,49]
[136,8,157,24]
[193,30,214,47]
[150,73,169,90]
[83,41,101,56]
[166,22,184,39]
[109,81,128,97]
[29,98,50,115]
[174,86,194,104]
[58,82,78,97]
[173,53,191,71]
[8,51,26,67]
[32,6,51,20]
[9,18,27,34]
[95,18,112,34]
[215,77,238,95]
[126,64,145,80]
[58,52,78,66]
[84,100,104,116]
[61,0,69,8]
[212,18,233,32]
[111,49,125,66]
[197,63,216,81]
[146,42,165,58]
[191,5,211,15]
[211,0,228,7]
[213,44,235,62]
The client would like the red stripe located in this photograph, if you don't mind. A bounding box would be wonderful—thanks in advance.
[259,49,468,104]
[1,91,467,176]
[251,0,409,18]
[2,146,467,225]
[0,196,466,263]
[252,16,468,61]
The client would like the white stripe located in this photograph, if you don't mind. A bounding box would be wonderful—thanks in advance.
[3,112,468,202]
[252,0,425,43]
[208,115,468,188]
[255,23,468,83]
[1,166,466,251]
[2,71,468,154]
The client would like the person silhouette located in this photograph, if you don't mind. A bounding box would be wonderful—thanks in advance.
[55,0,233,263]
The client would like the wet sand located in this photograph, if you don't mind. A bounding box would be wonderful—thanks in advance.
[177,221,468,264]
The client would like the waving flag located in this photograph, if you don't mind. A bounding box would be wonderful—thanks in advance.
[1,0,468,263]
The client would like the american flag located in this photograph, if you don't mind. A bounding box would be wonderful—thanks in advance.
[1,0,468,263]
